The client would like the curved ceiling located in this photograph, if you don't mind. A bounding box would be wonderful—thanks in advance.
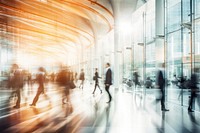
[0,0,114,64]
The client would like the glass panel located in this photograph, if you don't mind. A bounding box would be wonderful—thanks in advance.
[194,15,200,111]
[133,15,144,83]
[195,0,200,19]
[167,0,181,7]
[146,43,156,88]
[123,48,133,78]
[166,31,182,105]
[146,1,155,43]
[182,0,190,23]
[182,64,192,106]
[182,28,192,107]
[167,64,182,105]
[167,1,181,32]
[194,20,200,55]
[133,44,143,81]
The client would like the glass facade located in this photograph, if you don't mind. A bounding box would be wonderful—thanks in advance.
[0,25,16,85]
[132,0,156,85]
[129,0,200,111]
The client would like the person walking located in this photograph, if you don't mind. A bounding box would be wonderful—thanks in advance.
[79,69,85,89]
[105,63,112,103]
[155,63,169,111]
[29,67,48,107]
[188,73,198,112]
[133,70,140,89]
[92,68,102,94]
[9,64,24,109]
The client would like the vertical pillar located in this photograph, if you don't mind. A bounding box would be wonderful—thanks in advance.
[114,22,120,89]
[155,0,165,66]
[79,36,84,73]
[94,39,98,69]
[100,40,104,78]
[189,0,193,75]
[155,0,166,101]
[143,12,146,86]
[90,45,94,83]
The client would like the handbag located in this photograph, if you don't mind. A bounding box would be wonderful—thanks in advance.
[93,76,96,80]
[69,81,76,89]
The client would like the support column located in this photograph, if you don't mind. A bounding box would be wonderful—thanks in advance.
[114,23,120,89]
[155,0,166,102]
[155,0,165,66]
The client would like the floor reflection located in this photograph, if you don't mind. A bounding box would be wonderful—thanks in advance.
[1,83,200,133]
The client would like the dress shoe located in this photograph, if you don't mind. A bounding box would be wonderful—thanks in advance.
[162,109,169,111]
[188,108,194,112]
[29,104,35,106]
[13,105,20,109]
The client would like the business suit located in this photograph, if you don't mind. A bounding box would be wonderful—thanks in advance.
[92,71,102,94]
[156,70,168,111]
[105,68,112,102]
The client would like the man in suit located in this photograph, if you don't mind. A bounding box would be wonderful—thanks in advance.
[105,63,112,103]
[156,63,169,111]
[92,68,102,94]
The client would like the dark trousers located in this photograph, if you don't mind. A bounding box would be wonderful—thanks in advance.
[15,89,21,107]
[32,86,44,105]
[161,89,165,109]
[93,83,101,93]
[134,81,139,89]
[188,91,196,110]
[105,85,112,102]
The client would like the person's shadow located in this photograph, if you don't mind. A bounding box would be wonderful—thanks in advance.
[153,112,166,133]
[188,112,199,132]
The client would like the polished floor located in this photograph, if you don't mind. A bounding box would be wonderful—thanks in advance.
[0,82,200,133]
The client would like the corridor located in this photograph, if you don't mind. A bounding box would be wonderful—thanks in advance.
[1,0,200,132]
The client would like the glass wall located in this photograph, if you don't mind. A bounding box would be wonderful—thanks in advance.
[145,0,156,84]
[0,38,15,87]
[131,0,200,111]
[132,0,156,86]
[165,0,200,110]
[132,5,145,85]
[166,0,190,105]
